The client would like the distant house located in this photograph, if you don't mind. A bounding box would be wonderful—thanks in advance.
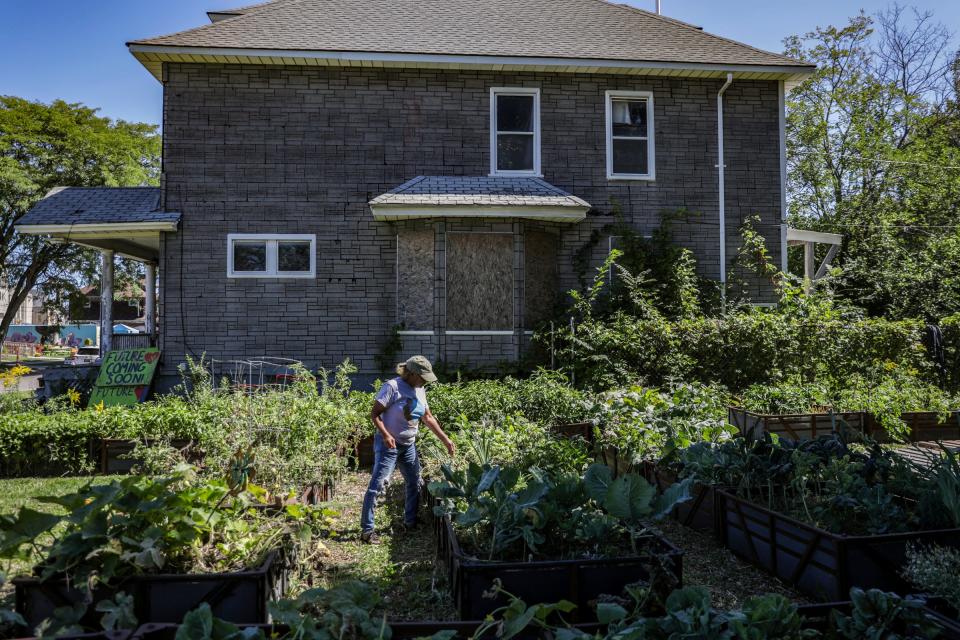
[0,288,34,326]
[72,285,146,331]
[15,0,814,385]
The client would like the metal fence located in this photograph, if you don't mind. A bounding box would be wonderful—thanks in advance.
[111,333,155,350]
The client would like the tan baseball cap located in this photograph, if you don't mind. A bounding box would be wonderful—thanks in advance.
[403,355,437,383]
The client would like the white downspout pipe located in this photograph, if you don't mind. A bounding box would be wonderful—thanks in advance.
[716,73,734,300]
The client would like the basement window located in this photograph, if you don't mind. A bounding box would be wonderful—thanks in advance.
[605,91,655,180]
[227,234,315,278]
[490,87,541,176]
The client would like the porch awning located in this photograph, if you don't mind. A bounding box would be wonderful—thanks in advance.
[369,176,591,223]
[15,187,180,262]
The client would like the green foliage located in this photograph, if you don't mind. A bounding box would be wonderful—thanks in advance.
[0,467,330,597]
[832,588,940,640]
[785,10,960,321]
[905,544,960,615]
[590,382,734,470]
[429,461,689,561]
[0,96,161,335]
[737,366,958,441]
[677,432,960,536]
[427,369,590,427]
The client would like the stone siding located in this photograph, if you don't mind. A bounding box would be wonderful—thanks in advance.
[158,64,783,378]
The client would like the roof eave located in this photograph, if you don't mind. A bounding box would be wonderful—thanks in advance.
[370,204,588,223]
[128,44,815,87]
[16,221,180,235]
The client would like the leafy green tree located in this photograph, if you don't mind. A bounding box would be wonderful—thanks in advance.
[0,96,160,338]
[784,7,960,319]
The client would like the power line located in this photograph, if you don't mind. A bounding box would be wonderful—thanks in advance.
[789,150,960,171]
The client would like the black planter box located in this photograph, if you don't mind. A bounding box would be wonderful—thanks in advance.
[98,439,201,474]
[642,462,718,535]
[717,489,960,601]
[14,632,131,640]
[440,516,683,621]
[14,550,287,629]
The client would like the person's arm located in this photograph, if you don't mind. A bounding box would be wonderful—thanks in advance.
[423,407,455,456]
[370,401,397,449]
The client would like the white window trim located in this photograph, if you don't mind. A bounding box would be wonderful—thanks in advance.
[490,87,542,177]
[605,90,656,181]
[227,233,316,279]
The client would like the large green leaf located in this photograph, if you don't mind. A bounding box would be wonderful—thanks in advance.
[583,464,614,504]
[603,474,656,523]
[650,478,693,521]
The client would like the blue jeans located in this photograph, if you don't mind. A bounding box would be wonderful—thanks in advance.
[360,433,421,534]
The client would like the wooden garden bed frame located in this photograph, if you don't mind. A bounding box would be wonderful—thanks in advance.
[728,406,960,442]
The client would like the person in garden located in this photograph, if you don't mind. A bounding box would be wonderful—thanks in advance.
[361,355,455,544]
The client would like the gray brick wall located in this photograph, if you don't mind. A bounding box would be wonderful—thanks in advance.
[159,63,783,378]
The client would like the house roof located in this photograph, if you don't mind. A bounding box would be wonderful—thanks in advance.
[16,187,180,228]
[369,176,591,223]
[129,0,814,84]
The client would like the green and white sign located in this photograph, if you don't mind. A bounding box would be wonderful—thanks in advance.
[89,348,161,407]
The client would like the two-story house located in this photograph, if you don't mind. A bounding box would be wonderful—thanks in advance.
[16,0,814,386]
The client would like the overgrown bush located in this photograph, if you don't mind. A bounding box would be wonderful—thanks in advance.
[427,369,589,427]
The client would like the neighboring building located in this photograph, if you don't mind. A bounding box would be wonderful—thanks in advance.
[0,288,34,326]
[72,285,146,331]
[15,0,814,383]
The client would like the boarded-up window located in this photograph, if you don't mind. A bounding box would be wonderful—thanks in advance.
[524,231,558,327]
[447,233,513,330]
[397,229,434,330]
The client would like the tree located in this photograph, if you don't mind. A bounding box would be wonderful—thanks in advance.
[784,7,960,320]
[0,97,160,339]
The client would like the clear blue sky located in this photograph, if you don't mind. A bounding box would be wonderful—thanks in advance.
[2,0,957,126]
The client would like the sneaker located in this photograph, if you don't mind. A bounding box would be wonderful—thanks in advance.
[360,531,381,545]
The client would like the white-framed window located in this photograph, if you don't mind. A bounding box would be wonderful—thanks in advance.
[227,234,316,278]
[605,90,655,180]
[490,87,541,176]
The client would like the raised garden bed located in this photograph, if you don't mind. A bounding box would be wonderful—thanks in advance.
[869,411,960,443]
[439,516,683,621]
[729,406,960,443]
[14,550,288,630]
[727,406,866,441]
[97,439,201,474]
[641,462,717,535]
[128,621,491,640]
[716,489,960,601]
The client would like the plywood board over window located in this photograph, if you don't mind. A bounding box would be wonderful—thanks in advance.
[524,230,558,328]
[447,233,513,330]
[397,229,435,331]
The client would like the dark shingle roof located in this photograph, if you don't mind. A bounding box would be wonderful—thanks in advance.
[370,176,591,209]
[17,187,180,227]
[131,0,808,69]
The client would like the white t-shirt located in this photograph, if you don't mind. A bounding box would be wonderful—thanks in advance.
[374,377,428,445]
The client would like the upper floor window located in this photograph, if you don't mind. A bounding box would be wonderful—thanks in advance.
[605,90,655,180]
[227,234,315,278]
[490,87,541,176]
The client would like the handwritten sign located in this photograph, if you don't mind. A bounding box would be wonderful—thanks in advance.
[90,348,160,407]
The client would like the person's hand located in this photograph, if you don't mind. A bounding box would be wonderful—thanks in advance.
[444,438,456,456]
[383,433,397,449]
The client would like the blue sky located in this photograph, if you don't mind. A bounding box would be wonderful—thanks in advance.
[1,0,957,126]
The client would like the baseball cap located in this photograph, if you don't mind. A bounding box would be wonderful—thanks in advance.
[404,355,437,383]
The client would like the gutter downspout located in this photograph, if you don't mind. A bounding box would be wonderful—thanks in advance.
[716,73,734,303]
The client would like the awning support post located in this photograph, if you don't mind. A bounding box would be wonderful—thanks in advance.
[100,250,115,356]
[145,262,157,339]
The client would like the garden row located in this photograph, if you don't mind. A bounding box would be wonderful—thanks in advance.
[2,452,956,640]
